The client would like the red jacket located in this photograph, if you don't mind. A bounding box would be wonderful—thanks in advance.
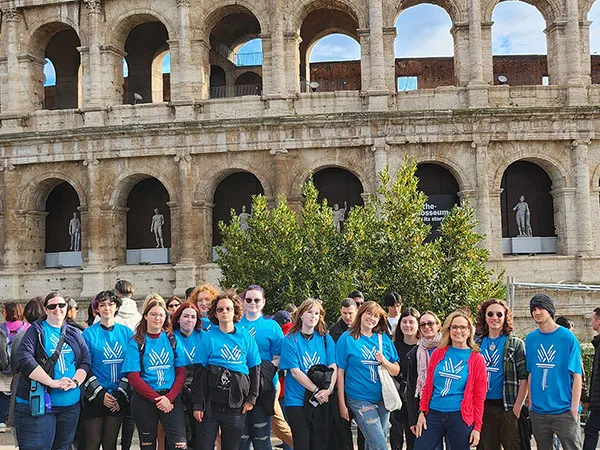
[419,346,487,431]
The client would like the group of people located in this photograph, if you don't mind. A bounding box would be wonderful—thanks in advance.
[2,281,599,450]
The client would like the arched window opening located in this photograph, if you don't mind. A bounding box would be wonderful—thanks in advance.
[492,1,547,85]
[307,34,361,92]
[394,5,454,90]
[415,164,459,240]
[124,21,170,104]
[151,49,170,103]
[44,28,81,110]
[126,178,171,264]
[45,182,81,268]
[234,71,262,96]
[210,65,227,98]
[589,0,600,83]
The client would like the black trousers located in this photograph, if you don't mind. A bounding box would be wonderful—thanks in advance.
[287,405,330,450]
[131,392,186,450]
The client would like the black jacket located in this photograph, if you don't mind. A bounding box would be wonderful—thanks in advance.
[404,345,420,426]
[191,363,260,411]
[256,360,278,416]
[329,319,349,343]
[589,334,600,410]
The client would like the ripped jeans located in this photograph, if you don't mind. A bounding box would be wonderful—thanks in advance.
[131,392,187,450]
[239,404,273,450]
[347,398,390,450]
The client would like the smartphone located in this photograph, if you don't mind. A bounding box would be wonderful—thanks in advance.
[308,391,319,407]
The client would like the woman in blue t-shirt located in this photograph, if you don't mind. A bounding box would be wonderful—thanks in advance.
[280,298,337,450]
[13,291,90,450]
[336,301,400,450]
[82,290,133,450]
[238,284,284,450]
[121,298,188,450]
[192,291,261,450]
[171,302,203,448]
[413,310,487,450]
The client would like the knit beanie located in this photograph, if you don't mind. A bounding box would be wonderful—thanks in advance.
[530,293,555,318]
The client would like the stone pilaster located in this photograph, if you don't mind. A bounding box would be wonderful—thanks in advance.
[367,0,387,93]
[571,140,593,254]
[2,8,30,113]
[358,29,371,92]
[481,22,494,84]
[192,39,211,100]
[382,27,396,93]
[565,0,586,104]
[545,22,568,86]
[260,33,273,96]
[82,158,102,266]
[272,148,290,202]
[99,45,127,106]
[450,22,470,87]
[372,139,388,185]
[472,141,492,251]
[580,21,592,86]
[550,187,576,255]
[175,151,195,263]
[468,0,484,85]
[269,0,285,97]
[488,188,504,258]
[283,32,301,94]
[170,0,202,103]
[193,200,215,264]
[81,0,103,108]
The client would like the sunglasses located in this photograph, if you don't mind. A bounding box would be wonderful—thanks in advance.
[167,303,180,309]
[487,311,504,318]
[419,321,436,328]
[46,303,67,310]
[245,298,262,304]
[216,306,233,313]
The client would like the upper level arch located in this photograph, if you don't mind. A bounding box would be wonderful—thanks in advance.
[106,10,176,52]
[203,4,265,45]
[24,17,86,55]
[482,0,558,24]
[19,173,87,212]
[389,0,465,27]
[109,170,178,209]
[286,0,367,33]
[413,155,471,194]
[198,165,274,204]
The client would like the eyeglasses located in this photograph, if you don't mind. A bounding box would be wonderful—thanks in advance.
[365,311,381,320]
[487,311,504,318]
[450,325,469,332]
[148,313,166,319]
[216,306,233,313]
[46,303,67,310]
[419,321,436,329]
[245,298,262,304]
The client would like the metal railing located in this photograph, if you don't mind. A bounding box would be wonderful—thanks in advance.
[505,276,600,310]
[209,83,262,98]
[211,41,263,67]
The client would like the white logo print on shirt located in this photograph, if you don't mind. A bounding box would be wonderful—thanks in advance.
[220,344,243,364]
[439,358,465,396]
[247,327,257,338]
[50,334,72,374]
[183,346,196,364]
[302,352,321,370]
[148,348,171,386]
[360,345,379,382]
[483,348,501,392]
[535,344,556,390]
[102,341,124,383]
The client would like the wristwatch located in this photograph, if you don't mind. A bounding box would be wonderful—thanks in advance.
[72,378,80,387]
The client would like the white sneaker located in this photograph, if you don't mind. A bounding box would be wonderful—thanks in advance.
[0,423,7,433]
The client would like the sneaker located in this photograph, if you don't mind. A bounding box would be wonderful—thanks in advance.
[0,423,7,433]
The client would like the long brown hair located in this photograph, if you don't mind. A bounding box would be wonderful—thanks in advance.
[288,299,328,336]
[133,299,171,344]
[348,301,388,339]
[171,302,202,332]
[475,298,514,336]
[439,310,478,351]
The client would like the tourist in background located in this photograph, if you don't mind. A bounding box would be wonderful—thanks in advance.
[188,284,219,331]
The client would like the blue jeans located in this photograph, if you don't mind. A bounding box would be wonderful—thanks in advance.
[414,410,471,450]
[347,398,390,450]
[239,404,273,450]
[197,403,244,450]
[14,402,81,450]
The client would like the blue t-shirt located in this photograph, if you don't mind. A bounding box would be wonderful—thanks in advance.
[122,332,187,391]
[82,323,132,393]
[198,325,261,375]
[336,331,399,402]
[239,315,284,384]
[429,347,472,412]
[280,332,336,407]
[480,334,507,400]
[174,329,204,366]
[526,326,582,414]
[201,317,212,331]
[43,321,80,407]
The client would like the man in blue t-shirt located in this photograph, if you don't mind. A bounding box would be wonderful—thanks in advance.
[525,293,582,450]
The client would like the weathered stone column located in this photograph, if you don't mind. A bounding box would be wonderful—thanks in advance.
[580,21,592,86]
[565,0,586,104]
[367,0,387,93]
[468,0,484,85]
[100,45,127,106]
[2,8,30,113]
[545,22,567,86]
[284,32,301,94]
[260,33,274,96]
[372,139,388,184]
[358,29,371,92]
[382,27,396,93]
[450,22,470,87]
[472,141,492,251]
[194,200,215,264]
[175,152,195,263]
[481,22,494,84]
[193,39,211,100]
[571,140,593,254]
[82,0,103,108]
[269,0,286,97]
[488,188,504,258]
[272,149,290,202]
[170,0,199,103]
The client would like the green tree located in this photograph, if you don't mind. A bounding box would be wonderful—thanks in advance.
[217,160,504,322]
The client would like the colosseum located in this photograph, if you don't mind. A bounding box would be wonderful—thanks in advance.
[0,0,599,330]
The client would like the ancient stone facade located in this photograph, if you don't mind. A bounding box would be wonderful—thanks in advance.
[0,0,599,331]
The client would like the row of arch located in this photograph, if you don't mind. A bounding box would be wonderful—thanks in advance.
[14,0,598,110]
[37,162,555,267]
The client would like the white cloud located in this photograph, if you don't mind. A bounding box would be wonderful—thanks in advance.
[589,1,600,54]
[492,2,546,54]
[310,35,361,62]
[395,5,454,57]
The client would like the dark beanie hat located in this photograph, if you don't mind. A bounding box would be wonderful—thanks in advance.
[530,293,555,318]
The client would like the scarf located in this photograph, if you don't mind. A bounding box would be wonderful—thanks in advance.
[415,333,441,396]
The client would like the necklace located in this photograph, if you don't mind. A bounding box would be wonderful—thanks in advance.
[301,331,314,340]
[487,335,501,351]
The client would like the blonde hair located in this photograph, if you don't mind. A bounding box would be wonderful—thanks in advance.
[289,299,328,336]
[348,301,388,339]
[439,310,478,351]
[141,293,165,312]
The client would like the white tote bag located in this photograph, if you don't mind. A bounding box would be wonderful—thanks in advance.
[377,333,403,411]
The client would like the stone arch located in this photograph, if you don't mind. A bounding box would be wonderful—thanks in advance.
[109,171,178,208]
[24,18,86,54]
[202,3,268,38]
[290,160,372,199]
[590,159,600,189]
[126,178,171,251]
[482,0,559,24]
[492,149,568,191]
[198,166,274,204]
[19,173,87,212]
[390,0,466,28]
[286,0,367,32]
[106,10,176,51]
[414,155,472,194]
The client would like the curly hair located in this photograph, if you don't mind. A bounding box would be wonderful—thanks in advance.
[475,298,514,336]
[207,291,243,325]
[288,299,328,336]
[348,301,388,339]
[439,310,479,351]
[189,284,219,307]
[171,302,202,332]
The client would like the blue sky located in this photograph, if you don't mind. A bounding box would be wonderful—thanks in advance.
[44,1,600,85]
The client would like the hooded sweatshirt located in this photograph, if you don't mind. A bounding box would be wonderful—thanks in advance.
[115,297,142,331]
